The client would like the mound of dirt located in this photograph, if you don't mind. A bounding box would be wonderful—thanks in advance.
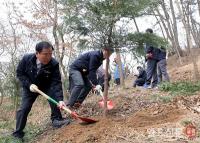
[34,101,185,143]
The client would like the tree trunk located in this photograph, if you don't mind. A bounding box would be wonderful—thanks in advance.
[116,49,125,88]
[161,0,183,57]
[169,0,182,55]
[8,14,20,114]
[197,0,200,17]
[132,16,140,32]
[52,0,67,99]
[190,13,200,48]
[155,8,183,65]
[103,58,109,117]
[0,86,4,106]
[153,11,167,40]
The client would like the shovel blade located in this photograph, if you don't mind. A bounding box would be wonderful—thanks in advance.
[71,111,97,124]
[77,116,98,124]
[98,100,114,110]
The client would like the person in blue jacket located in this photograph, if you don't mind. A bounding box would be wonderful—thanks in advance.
[113,57,125,85]
[143,28,159,89]
[67,48,113,109]
[12,41,70,141]
[133,66,147,87]
[157,46,170,83]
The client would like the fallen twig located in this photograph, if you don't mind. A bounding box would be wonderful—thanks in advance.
[116,135,135,143]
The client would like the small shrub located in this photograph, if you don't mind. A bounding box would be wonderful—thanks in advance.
[159,81,200,96]
[150,94,172,103]
[0,136,22,143]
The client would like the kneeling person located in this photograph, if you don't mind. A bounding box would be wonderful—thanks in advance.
[133,66,147,87]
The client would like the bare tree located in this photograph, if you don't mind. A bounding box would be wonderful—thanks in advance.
[175,0,200,80]
[153,0,183,64]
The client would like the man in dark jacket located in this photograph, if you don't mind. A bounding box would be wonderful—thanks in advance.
[133,66,147,87]
[143,28,159,89]
[12,41,70,140]
[67,48,113,108]
[157,46,170,83]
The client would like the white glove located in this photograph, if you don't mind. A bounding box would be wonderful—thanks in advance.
[30,84,38,92]
[95,85,102,91]
[58,101,66,109]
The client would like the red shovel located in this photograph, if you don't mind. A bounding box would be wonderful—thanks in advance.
[30,84,97,124]
[98,90,114,110]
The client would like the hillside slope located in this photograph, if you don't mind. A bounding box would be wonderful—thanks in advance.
[1,51,200,143]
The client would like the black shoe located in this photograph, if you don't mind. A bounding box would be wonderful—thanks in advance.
[12,133,24,142]
[52,118,70,128]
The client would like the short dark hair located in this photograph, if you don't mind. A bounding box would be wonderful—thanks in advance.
[146,28,153,34]
[103,47,115,53]
[35,41,54,53]
[137,66,142,70]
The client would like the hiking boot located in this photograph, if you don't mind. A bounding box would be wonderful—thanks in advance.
[52,118,70,128]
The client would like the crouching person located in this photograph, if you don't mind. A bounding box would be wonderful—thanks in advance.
[133,66,147,87]
[12,41,70,141]
[67,47,113,109]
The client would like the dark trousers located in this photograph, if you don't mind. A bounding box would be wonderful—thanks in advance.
[145,59,158,87]
[134,78,145,87]
[12,89,62,138]
[68,69,92,107]
[114,78,120,85]
[157,59,170,83]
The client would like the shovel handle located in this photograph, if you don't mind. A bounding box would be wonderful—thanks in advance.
[32,86,73,115]
[30,85,98,123]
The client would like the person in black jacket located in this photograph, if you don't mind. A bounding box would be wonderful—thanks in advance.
[12,41,70,140]
[67,48,113,108]
[143,28,159,89]
[133,66,147,87]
